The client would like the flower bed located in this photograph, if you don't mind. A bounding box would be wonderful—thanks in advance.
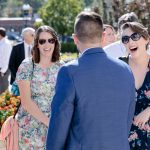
[0,90,20,130]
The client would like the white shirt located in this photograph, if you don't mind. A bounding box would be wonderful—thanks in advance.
[24,42,32,58]
[104,40,150,58]
[0,38,12,73]
[103,41,127,58]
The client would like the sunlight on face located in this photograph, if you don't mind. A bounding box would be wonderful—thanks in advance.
[38,31,55,60]
[103,27,116,47]
[121,28,148,58]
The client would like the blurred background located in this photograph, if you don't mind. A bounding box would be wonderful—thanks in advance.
[0,0,150,53]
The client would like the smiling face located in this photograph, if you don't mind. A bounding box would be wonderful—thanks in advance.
[121,28,148,58]
[103,27,116,47]
[38,31,55,60]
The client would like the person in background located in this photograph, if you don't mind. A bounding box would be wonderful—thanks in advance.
[104,12,139,58]
[15,25,63,149]
[9,27,35,85]
[119,22,150,149]
[46,11,135,150]
[102,24,116,47]
[0,27,12,94]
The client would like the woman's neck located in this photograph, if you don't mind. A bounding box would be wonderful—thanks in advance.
[129,53,149,67]
[39,58,53,68]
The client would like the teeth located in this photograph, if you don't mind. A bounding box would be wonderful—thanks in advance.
[130,47,137,51]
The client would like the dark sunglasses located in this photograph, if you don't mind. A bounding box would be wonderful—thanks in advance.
[122,33,141,44]
[38,38,56,45]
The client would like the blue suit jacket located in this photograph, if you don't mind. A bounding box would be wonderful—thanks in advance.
[46,48,135,150]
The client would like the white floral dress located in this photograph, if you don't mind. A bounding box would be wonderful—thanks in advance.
[16,58,62,150]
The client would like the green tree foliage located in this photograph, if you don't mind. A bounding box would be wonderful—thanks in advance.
[84,0,93,6]
[0,0,22,17]
[0,0,43,17]
[39,0,84,35]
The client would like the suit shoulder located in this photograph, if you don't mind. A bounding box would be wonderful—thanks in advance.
[63,59,78,67]
[59,59,78,74]
[13,42,24,48]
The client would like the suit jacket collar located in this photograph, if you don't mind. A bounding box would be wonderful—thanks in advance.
[81,47,105,57]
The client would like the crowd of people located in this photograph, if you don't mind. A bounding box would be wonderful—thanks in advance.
[0,10,150,150]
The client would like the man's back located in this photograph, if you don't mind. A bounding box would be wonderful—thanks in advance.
[46,11,135,150]
[46,48,135,150]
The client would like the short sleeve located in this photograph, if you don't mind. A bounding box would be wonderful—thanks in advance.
[16,58,33,82]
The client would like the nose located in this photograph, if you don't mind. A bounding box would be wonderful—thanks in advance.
[44,41,50,47]
[128,37,135,44]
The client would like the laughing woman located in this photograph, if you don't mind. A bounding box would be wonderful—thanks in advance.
[119,22,150,149]
[15,25,63,149]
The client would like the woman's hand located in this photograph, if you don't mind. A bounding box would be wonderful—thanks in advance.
[44,117,49,127]
[133,107,150,129]
[18,80,49,126]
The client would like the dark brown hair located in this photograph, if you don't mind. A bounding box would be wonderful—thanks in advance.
[74,11,103,43]
[32,25,60,63]
[118,12,139,29]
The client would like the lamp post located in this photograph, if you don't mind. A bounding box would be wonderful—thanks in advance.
[22,4,30,27]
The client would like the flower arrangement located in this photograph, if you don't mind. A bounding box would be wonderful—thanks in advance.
[0,90,20,130]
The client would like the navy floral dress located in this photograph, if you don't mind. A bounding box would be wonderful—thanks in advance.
[119,56,150,150]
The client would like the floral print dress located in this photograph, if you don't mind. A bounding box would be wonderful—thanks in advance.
[119,57,150,150]
[16,58,62,150]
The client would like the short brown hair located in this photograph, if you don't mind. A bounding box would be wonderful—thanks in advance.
[74,11,103,43]
[103,24,115,32]
[32,25,60,63]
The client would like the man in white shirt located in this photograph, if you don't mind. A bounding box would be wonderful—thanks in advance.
[0,27,12,93]
[104,12,139,58]
[9,27,35,84]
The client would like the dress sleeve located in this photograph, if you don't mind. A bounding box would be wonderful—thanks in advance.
[16,59,33,81]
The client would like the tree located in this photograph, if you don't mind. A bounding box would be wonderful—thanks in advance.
[39,0,84,35]
[84,0,93,7]
[23,0,44,14]
[0,0,44,17]
[0,0,22,17]
[111,0,150,33]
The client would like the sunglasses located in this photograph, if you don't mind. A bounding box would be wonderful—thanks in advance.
[38,38,56,45]
[122,33,141,44]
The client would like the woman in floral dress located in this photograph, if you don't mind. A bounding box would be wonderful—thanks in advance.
[16,25,63,149]
[119,22,150,149]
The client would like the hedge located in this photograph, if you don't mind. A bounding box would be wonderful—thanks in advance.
[61,42,78,53]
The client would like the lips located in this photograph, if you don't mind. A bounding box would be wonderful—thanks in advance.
[44,48,50,51]
[130,47,138,52]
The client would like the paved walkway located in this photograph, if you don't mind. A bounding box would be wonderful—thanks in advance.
[0,140,6,150]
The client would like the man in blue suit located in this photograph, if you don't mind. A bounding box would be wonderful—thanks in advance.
[46,11,135,150]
